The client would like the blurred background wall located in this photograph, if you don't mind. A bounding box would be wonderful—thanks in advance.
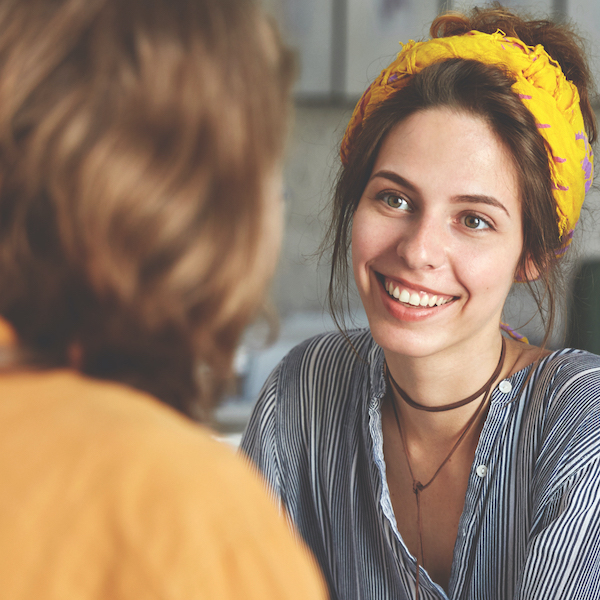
[215,0,600,436]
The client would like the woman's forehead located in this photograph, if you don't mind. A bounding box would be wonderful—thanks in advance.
[371,108,520,208]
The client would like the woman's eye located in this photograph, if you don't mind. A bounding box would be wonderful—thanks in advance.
[380,193,410,210]
[463,215,490,230]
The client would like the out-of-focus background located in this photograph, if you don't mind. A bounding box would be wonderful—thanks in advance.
[214,0,600,441]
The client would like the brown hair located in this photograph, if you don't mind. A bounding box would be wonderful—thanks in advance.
[324,4,596,347]
[0,0,294,415]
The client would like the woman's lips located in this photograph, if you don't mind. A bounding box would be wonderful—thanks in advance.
[380,275,456,308]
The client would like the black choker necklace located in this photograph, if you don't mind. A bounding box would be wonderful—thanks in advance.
[385,337,506,412]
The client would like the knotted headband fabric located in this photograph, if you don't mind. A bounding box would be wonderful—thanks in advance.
[341,30,593,251]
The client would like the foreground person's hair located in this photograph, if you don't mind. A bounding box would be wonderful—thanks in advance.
[0,0,294,414]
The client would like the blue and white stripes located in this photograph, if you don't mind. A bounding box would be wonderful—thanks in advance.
[241,328,600,600]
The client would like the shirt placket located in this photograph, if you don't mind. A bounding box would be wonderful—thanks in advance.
[449,380,520,599]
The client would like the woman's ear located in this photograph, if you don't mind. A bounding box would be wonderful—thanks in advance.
[514,255,540,282]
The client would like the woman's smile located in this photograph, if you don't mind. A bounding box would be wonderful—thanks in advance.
[374,271,459,323]
[380,274,456,307]
[351,107,524,358]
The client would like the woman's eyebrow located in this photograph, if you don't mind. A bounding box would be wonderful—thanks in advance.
[370,170,510,217]
[452,194,510,217]
[369,170,418,193]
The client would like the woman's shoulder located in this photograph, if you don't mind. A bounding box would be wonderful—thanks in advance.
[526,349,600,480]
[245,327,379,436]
[523,348,600,427]
[269,327,380,397]
[532,348,600,405]
[286,326,375,359]
[544,346,600,370]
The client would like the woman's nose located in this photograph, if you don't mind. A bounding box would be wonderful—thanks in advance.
[395,215,446,270]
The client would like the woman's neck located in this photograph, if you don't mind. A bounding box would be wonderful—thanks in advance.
[383,333,512,443]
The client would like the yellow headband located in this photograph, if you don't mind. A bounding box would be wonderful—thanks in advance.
[341,30,593,250]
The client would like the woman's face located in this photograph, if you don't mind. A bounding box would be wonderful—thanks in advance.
[352,107,523,359]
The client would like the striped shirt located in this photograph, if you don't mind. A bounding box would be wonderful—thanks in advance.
[241,328,600,600]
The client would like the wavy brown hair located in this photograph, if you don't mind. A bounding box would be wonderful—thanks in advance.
[324,4,596,348]
[0,0,294,415]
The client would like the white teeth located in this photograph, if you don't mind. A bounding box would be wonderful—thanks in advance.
[385,279,452,307]
[409,292,420,306]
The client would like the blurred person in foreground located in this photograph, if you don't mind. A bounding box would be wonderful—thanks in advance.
[0,0,327,598]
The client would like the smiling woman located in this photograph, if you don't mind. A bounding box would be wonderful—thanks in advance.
[352,108,523,359]
[241,5,600,600]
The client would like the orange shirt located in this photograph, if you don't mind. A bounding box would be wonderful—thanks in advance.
[0,368,326,599]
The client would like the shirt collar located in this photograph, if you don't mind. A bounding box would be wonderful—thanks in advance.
[368,340,387,402]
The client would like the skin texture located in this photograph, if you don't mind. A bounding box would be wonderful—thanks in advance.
[351,107,542,590]
[352,107,523,368]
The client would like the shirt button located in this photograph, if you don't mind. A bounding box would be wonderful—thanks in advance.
[476,464,488,477]
[498,380,512,394]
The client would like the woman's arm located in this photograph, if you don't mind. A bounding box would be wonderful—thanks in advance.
[516,457,600,598]
[516,359,600,599]
[240,363,284,505]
